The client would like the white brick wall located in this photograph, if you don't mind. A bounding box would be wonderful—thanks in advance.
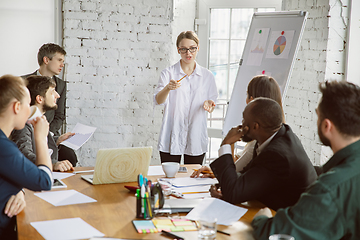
[63,0,196,166]
[283,0,348,165]
[63,0,349,167]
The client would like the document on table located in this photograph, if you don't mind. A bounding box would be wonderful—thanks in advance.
[160,177,218,187]
[186,198,248,225]
[34,189,96,206]
[31,217,104,240]
[182,192,211,199]
[147,165,165,176]
[60,123,96,150]
[52,172,74,180]
[175,185,211,194]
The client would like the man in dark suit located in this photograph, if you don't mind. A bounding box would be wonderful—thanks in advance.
[209,97,317,210]
[22,43,77,166]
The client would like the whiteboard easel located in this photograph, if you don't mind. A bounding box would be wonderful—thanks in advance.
[223,11,307,135]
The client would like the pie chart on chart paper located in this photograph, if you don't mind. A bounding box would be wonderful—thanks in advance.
[273,36,286,55]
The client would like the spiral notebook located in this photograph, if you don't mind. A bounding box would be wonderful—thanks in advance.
[81,147,152,185]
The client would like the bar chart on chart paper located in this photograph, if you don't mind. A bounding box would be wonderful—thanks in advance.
[60,123,96,150]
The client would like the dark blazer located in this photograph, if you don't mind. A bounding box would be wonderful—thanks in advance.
[210,124,317,210]
[10,123,59,165]
[22,71,66,136]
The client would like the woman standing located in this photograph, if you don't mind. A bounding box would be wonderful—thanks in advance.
[155,31,218,164]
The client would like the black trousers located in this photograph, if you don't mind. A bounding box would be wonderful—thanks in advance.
[160,151,205,165]
[58,145,78,167]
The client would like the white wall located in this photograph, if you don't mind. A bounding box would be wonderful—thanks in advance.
[282,0,349,165]
[346,0,360,85]
[0,0,57,76]
[63,0,196,166]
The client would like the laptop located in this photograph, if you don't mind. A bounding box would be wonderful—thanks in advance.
[81,146,153,185]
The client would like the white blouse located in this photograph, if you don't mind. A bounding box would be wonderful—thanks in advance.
[154,61,218,156]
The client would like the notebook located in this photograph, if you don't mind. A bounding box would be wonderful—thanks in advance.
[81,146,152,185]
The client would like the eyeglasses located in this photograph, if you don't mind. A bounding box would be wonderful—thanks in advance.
[178,47,198,54]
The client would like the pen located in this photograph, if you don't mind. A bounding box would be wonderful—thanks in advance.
[182,191,209,194]
[161,230,184,240]
[177,75,187,82]
[73,170,94,174]
[217,229,231,236]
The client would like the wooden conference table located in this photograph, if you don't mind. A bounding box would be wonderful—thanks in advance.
[17,165,272,240]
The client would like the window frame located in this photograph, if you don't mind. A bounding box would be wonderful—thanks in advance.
[196,0,282,70]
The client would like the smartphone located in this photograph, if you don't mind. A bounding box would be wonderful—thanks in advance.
[178,166,187,173]
[52,179,67,189]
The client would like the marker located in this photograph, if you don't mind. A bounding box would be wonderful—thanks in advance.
[161,230,184,240]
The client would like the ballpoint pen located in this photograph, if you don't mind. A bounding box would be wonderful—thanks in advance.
[217,229,231,236]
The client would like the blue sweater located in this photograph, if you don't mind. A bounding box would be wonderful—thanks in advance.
[0,129,52,236]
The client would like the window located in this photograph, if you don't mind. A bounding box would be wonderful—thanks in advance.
[196,0,281,158]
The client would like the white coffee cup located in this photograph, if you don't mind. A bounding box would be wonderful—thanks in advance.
[28,106,42,122]
[161,162,180,178]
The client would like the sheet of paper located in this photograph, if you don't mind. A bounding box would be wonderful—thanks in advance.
[174,185,211,194]
[186,198,248,226]
[246,28,270,66]
[164,198,204,209]
[31,217,104,240]
[34,189,96,206]
[160,177,218,187]
[60,123,96,150]
[52,172,75,180]
[147,165,165,176]
[182,192,211,199]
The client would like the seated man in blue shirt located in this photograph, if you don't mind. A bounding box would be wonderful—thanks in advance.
[11,75,74,172]
[252,81,360,240]
[0,74,53,239]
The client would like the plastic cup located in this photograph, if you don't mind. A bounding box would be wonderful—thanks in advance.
[198,218,217,240]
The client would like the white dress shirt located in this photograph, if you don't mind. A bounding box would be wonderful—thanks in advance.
[219,131,279,171]
[154,61,218,155]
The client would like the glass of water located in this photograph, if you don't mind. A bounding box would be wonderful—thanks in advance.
[269,234,295,240]
[198,218,217,240]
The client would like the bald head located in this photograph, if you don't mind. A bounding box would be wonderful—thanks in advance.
[246,97,283,132]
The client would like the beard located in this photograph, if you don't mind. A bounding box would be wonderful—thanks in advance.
[43,102,58,112]
[318,123,331,147]
[241,132,253,142]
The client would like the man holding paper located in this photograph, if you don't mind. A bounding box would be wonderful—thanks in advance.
[208,98,317,210]
[11,76,74,172]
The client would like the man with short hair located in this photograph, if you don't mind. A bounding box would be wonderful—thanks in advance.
[209,97,317,210]
[23,43,77,166]
[11,75,74,172]
[252,81,360,240]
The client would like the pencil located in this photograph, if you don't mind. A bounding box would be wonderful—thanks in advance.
[193,169,213,174]
[177,75,187,82]
[217,229,231,236]
[182,191,209,194]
